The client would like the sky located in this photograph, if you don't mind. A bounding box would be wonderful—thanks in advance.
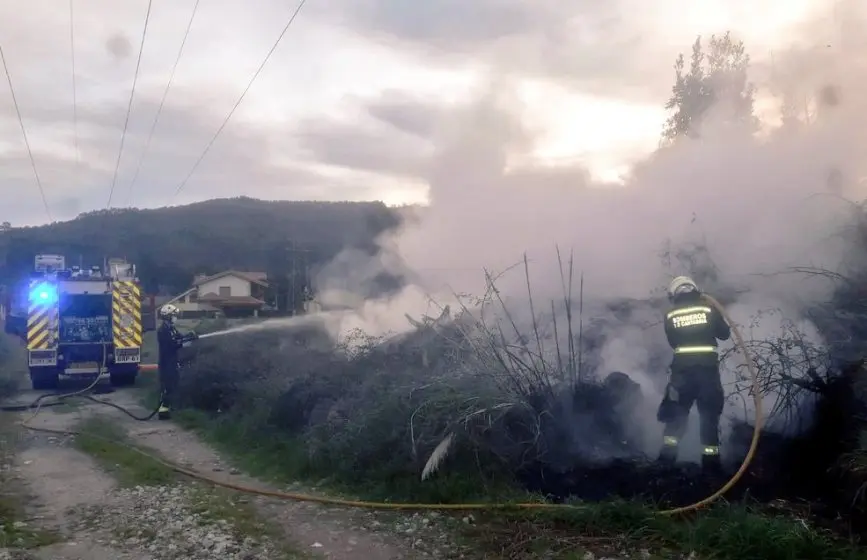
[0,0,839,226]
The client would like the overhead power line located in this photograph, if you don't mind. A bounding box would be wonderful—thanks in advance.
[106,0,154,209]
[0,45,52,222]
[125,0,201,207]
[173,0,309,198]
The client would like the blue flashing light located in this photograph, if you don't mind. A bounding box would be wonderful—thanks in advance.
[29,284,56,304]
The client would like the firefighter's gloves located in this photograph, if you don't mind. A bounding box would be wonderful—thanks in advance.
[179,331,199,347]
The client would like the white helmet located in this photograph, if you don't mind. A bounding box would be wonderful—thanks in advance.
[668,276,699,299]
[159,304,180,322]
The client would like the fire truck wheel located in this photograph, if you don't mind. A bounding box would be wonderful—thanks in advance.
[29,368,59,391]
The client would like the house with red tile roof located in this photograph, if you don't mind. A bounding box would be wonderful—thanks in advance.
[166,270,271,318]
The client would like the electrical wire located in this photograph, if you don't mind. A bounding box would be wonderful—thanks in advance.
[0,45,52,223]
[125,0,201,208]
[173,0,308,198]
[105,0,154,210]
[8,295,762,516]
[69,0,80,179]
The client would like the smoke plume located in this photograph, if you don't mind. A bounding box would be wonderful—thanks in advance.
[314,2,867,462]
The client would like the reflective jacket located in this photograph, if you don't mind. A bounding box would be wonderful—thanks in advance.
[157,321,186,368]
[663,293,731,355]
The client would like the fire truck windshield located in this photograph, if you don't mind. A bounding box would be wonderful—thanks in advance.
[59,293,112,343]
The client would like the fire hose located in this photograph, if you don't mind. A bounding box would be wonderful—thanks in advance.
[9,293,761,516]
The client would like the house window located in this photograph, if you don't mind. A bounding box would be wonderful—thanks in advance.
[218,286,231,297]
[189,290,198,303]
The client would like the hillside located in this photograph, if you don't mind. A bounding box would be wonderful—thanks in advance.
[0,197,402,294]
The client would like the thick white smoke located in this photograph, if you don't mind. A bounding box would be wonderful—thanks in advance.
[313,2,867,462]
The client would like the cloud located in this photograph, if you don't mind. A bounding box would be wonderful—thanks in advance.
[0,0,454,225]
[0,0,664,225]
[322,0,662,102]
[294,108,432,178]
[0,90,397,225]
[0,0,859,236]
[322,0,825,105]
[365,91,446,139]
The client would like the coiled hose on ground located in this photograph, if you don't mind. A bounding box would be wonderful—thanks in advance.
[10,293,761,515]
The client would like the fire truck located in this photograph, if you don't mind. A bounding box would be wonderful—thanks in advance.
[7,254,155,390]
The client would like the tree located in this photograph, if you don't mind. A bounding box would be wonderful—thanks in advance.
[0,222,10,232]
[662,32,758,143]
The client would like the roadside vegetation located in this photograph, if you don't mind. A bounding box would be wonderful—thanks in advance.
[72,417,176,487]
[0,331,61,550]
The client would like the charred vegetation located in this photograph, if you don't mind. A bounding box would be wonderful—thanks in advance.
[174,246,867,541]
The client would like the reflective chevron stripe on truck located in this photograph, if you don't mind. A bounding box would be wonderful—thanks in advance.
[27,279,58,350]
[27,278,59,367]
[112,281,142,364]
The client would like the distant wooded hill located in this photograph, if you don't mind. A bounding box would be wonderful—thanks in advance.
[0,197,403,295]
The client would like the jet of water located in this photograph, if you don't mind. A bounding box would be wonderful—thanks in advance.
[196,312,341,339]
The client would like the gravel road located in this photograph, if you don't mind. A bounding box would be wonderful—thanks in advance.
[0,382,469,560]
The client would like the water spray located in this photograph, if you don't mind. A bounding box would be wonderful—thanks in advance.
[196,311,343,339]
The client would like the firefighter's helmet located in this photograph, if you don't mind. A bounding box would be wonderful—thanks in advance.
[159,304,180,322]
[668,276,699,299]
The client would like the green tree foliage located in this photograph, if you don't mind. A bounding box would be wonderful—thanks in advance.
[662,32,758,142]
[0,197,402,295]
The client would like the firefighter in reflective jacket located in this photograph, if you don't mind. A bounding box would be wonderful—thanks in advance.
[156,304,198,420]
[657,276,731,472]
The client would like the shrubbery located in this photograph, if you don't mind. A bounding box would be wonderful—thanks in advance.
[171,271,867,525]
[164,237,867,560]
[168,217,867,538]
[176,285,661,503]
[0,331,24,399]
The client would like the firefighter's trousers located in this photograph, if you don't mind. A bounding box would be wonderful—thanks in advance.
[158,363,179,419]
[656,353,724,467]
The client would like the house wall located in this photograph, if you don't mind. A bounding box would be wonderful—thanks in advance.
[199,275,251,298]
[166,274,263,319]
[173,291,218,315]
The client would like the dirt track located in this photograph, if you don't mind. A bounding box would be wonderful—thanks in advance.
[0,382,468,560]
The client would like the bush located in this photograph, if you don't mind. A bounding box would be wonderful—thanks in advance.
[0,331,24,398]
[176,282,656,502]
[174,248,867,526]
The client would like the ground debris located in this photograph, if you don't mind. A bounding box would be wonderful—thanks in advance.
[71,484,284,560]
